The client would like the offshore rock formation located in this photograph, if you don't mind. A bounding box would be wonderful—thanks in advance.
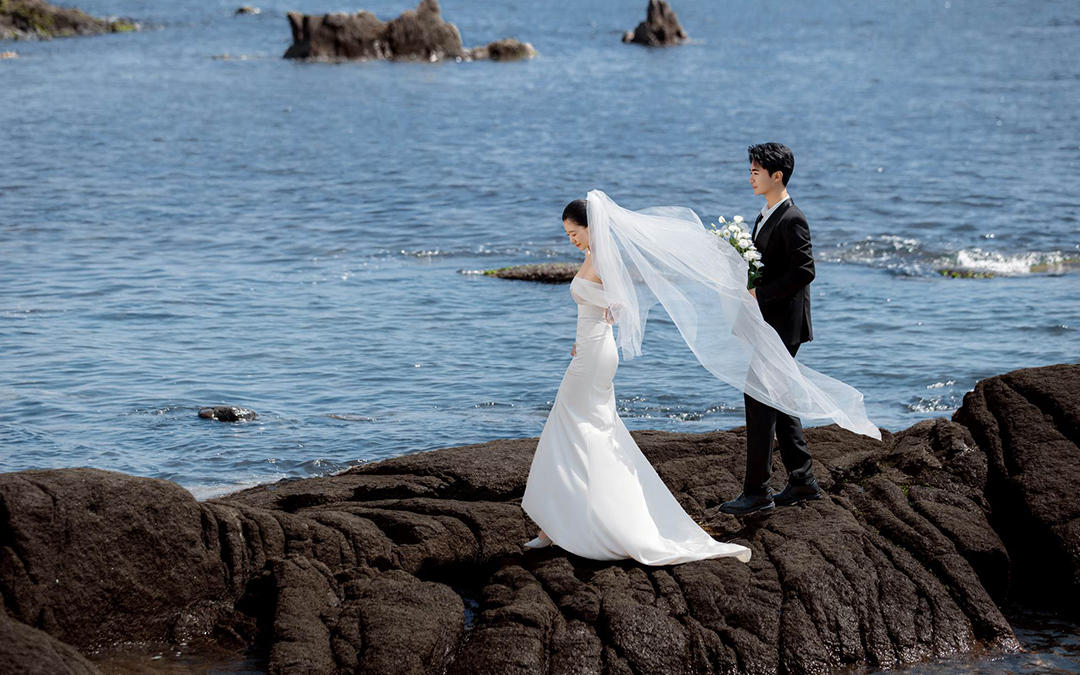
[0,0,137,40]
[284,0,535,63]
[1,364,1078,672]
[469,37,537,62]
[484,262,580,283]
[622,0,688,47]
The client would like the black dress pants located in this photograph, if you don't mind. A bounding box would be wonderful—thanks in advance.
[742,342,814,496]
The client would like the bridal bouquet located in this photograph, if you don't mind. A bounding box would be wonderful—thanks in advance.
[710,216,763,289]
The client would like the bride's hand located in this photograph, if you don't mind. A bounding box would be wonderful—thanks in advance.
[571,343,577,357]
[603,308,615,325]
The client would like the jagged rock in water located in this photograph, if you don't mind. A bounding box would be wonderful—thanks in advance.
[198,406,257,422]
[234,5,260,15]
[0,0,137,40]
[622,0,688,46]
[283,0,465,62]
[484,262,580,282]
[283,0,534,63]
[6,364,1080,671]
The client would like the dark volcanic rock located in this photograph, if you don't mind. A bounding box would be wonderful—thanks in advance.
[0,0,137,40]
[199,406,257,422]
[0,609,100,674]
[484,262,580,283]
[284,0,465,61]
[0,469,234,652]
[4,364,1080,672]
[953,363,1080,611]
[622,0,688,47]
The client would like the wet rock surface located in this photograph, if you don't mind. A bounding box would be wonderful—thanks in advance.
[484,262,580,283]
[3,364,1078,672]
[0,0,137,40]
[199,406,257,422]
[622,0,688,47]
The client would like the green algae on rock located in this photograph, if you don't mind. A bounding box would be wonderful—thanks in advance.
[483,262,580,282]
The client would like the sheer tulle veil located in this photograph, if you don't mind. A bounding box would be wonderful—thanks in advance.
[586,189,881,440]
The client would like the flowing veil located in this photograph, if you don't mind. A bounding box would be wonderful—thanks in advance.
[586,189,881,440]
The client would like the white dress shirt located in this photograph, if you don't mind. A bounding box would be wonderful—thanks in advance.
[753,195,790,240]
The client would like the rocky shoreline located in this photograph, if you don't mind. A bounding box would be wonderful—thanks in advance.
[1,363,1078,673]
[0,0,137,41]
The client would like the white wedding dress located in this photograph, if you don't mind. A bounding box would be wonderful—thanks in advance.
[521,276,752,565]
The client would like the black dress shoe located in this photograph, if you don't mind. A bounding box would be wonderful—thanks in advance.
[718,492,775,515]
[773,478,823,506]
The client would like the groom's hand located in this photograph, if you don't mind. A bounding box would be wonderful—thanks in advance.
[749,288,757,299]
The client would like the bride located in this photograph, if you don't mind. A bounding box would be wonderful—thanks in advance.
[520,191,879,566]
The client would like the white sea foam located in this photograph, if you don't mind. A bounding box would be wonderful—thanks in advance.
[821,235,1076,278]
[185,477,281,502]
[951,249,1058,276]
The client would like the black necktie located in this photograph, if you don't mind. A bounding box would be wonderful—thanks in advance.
[752,212,764,241]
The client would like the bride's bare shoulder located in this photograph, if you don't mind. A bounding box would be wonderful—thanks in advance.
[580,251,603,284]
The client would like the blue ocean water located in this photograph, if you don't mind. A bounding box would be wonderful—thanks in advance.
[1,0,1078,502]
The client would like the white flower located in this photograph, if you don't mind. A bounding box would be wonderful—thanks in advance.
[742,250,755,261]
[733,215,745,224]
[718,216,727,224]
[750,250,761,260]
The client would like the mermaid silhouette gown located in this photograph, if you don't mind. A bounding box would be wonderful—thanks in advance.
[521,276,752,565]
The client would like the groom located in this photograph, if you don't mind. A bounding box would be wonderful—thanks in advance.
[720,143,823,515]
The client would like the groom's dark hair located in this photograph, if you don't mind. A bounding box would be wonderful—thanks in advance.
[748,143,794,186]
[562,199,589,227]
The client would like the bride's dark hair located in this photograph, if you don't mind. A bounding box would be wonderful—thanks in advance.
[562,199,588,227]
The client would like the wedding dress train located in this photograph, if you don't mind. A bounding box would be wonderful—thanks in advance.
[521,277,751,565]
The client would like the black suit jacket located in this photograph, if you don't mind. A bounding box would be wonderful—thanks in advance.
[752,199,815,347]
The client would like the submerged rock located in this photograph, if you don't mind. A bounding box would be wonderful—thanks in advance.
[234,5,260,15]
[622,0,688,46]
[0,0,137,40]
[198,406,256,422]
[469,38,537,61]
[484,262,580,282]
[4,364,1080,672]
[283,0,535,63]
[938,268,995,279]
